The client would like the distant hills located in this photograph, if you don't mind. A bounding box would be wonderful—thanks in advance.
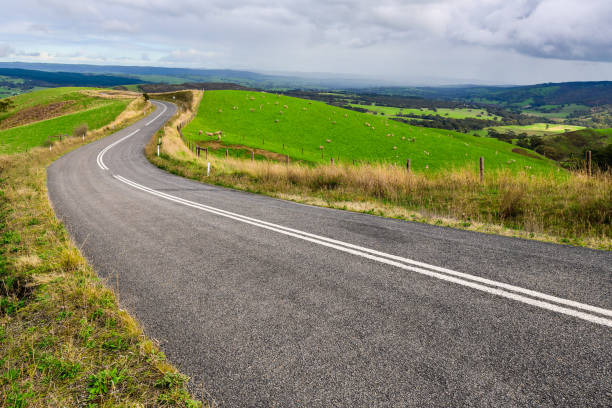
[357,82,612,108]
[0,67,143,91]
[1,62,610,111]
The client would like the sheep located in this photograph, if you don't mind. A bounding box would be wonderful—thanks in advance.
[393,146,397,150]
[424,150,430,155]
[199,130,203,135]
[302,107,307,111]
[283,104,288,109]
[326,139,331,143]
[232,106,238,110]
[206,132,213,137]
[386,133,391,137]
[218,109,223,113]
[401,136,406,140]
[365,122,371,127]
[332,121,336,125]
[275,119,279,123]
[260,104,263,110]
[344,114,348,118]
[275,101,279,105]
[319,145,324,150]
[279,111,284,115]
[250,108,255,112]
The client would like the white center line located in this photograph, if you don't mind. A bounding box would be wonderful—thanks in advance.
[96,129,140,170]
[112,174,612,327]
[145,103,168,126]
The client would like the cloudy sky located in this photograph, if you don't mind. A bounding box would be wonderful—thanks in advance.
[1,0,611,85]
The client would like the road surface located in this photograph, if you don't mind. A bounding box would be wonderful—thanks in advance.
[48,101,612,407]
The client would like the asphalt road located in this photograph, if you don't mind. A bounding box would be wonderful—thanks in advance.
[48,101,612,407]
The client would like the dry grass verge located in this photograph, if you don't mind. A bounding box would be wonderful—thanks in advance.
[1,97,206,407]
[146,92,611,251]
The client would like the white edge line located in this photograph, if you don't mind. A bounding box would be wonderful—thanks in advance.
[145,102,168,126]
[113,174,612,328]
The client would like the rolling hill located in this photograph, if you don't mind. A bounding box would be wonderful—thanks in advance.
[182,90,557,173]
[0,87,131,153]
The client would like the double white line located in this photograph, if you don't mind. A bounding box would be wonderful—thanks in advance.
[96,129,140,170]
[113,174,612,327]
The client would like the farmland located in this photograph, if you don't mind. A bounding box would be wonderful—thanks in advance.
[0,88,132,154]
[488,123,586,137]
[182,90,556,173]
[349,103,501,120]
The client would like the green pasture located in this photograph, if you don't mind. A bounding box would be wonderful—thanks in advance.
[0,100,129,154]
[490,123,586,136]
[182,90,557,173]
[349,104,501,120]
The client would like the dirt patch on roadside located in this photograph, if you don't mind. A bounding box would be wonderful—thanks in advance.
[512,147,542,160]
[197,140,292,162]
[0,101,75,130]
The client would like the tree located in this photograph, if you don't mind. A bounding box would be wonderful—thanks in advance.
[143,93,150,101]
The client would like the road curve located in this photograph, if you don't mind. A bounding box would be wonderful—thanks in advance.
[48,101,612,407]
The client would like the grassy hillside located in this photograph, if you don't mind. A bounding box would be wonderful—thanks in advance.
[182,91,557,173]
[0,87,134,154]
[0,101,129,154]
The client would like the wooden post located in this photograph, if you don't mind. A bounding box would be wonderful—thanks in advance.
[251,150,255,161]
[406,159,411,173]
[226,149,229,159]
[283,143,285,150]
[196,147,200,158]
[286,155,289,165]
[301,147,304,154]
[262,137,264,145]
[205,148,209,160]
[587,150,592,176]
[479,157,484,183]
[331,157,334,165]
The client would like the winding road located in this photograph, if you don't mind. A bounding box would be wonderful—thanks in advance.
[48,101,612,407]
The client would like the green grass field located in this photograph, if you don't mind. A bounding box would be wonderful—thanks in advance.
[349,104,501,120]
[0,101,129,154]
[490,123,586,136]
[182,91,557,173]
[0,87,104,122]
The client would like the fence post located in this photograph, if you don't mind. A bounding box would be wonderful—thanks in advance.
[406,159,411,173]
[226,149,229,159]
[251,150,255,161]
[331,157,334,165]
[157,145,160,157]
[205,148,208,160]
[286,155,289,165]
[587,150,592,176]
[479,157,484,183]
[196,147,200,158]
[207,162,210,176]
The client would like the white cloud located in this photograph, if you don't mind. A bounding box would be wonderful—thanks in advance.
[0,0,611,83]
[0,44,14,57]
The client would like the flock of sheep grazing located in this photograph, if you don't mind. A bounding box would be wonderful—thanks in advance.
[195,92,421,157]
